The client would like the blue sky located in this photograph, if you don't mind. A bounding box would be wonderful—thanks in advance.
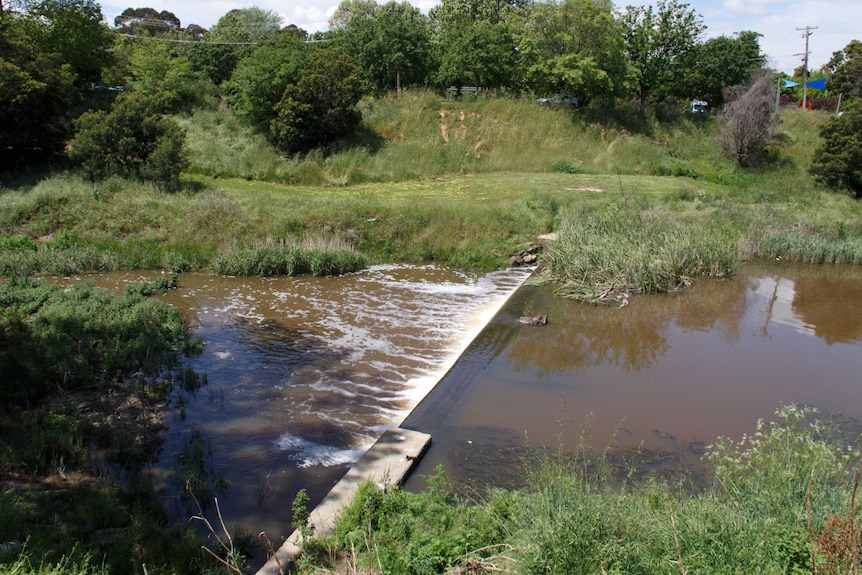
[101,0,860,76]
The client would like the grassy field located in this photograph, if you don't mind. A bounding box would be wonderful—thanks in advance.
[2,94,861,301]
[2,92,862,574]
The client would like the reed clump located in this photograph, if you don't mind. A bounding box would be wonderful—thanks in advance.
[542,203,736,303]
[211,236,365,277]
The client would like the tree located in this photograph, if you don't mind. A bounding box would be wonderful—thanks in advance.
[518,0,628,106]
[126,39,208,111]
[209,7,282,43]
[222,35,309,131]
[24,0,113,81]
[69,93,189,190]
[114,7,181,35]
[621,0,704,104]
[430,0,520,92]
[192,7,284,86]
[716,73,778,168]
[810,101,862,198]
[822,40,862,100]
[330,0,433,93]
[681,31,763,107]
[270,45,364,154]
[0,1,112,168]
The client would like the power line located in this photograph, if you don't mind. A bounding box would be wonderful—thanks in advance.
[115,33,257,45]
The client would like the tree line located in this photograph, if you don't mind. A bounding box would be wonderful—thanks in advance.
[1,0,861,194]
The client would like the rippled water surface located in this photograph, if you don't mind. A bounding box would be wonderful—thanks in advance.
[71,265,530,545]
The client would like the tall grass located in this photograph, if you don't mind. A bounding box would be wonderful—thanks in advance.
[178,91,724,185]
[212,236,365,276]
[543,203,736,303]
[311,405,860,575]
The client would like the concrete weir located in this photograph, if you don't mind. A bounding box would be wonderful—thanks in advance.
[256,428,432,575]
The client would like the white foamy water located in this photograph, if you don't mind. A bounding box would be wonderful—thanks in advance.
[156,264,532,471]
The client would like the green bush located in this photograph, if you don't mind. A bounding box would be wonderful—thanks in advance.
[0,280,191,406]
[810,101,862,198]
[69,93,189,191]
[271,45,364,154]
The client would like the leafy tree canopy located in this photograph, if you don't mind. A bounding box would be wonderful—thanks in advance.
[208,6,282,43]
[681,30,764,107]
[18,0,113,81]
[822,39,862,100]
[271,45,364,154]
[431,0,520,91]
[126,39,209,112]
[191,7,284,86]
[621,0,705,104]
[114,6,181,35]
[329,0,434,94]
[222,35,309,130]
[69,92,189,191]
[0,1,112,168]
[518,0,628,105]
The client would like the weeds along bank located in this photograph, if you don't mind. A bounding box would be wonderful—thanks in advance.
[2,97,862,285]
[0,278,236,574]
[295,405,862,575]
[2,97,862,574]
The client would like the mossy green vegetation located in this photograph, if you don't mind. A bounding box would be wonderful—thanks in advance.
[305,405,860,575]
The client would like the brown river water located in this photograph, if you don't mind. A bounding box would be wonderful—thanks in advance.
[65,261,862,555]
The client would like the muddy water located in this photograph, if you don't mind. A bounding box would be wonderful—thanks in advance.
[64,261,862,551]
[403,261,862,490]
[65,265,530,544]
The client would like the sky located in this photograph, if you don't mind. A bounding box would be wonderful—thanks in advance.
[100,0,861,76]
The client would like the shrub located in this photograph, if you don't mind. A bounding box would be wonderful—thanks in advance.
[69,93,189,191]
[810,101,862,198]
[270,46,364,154]
[717,73,780,167]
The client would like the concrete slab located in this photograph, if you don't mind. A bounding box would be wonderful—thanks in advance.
[256,428,431,575]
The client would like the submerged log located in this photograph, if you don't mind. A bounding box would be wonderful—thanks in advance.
[518,314,548,326]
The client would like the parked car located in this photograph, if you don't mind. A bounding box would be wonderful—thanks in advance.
[688,99,710,113]
[536,94,578,107]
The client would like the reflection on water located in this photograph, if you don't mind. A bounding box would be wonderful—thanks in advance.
[403,261,862,491]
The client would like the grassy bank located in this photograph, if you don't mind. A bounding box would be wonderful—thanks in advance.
[0,277,245,574]
[2,93,862,574]
[3,93,861,287]
[296,405,860,575]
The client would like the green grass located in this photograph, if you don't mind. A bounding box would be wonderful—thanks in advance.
[542,203,737,303]
[310,405,860,575]
[0,276,235,575]
[4,96,861,281]
[3,93,862,575]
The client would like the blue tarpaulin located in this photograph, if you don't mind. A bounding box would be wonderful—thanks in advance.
[805,77,829,90]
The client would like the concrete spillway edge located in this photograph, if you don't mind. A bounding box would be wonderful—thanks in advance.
[256,427,432,575]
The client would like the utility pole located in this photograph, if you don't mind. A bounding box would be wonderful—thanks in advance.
[796,25,818,110]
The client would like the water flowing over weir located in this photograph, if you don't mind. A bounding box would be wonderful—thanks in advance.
[135,264,533,543]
